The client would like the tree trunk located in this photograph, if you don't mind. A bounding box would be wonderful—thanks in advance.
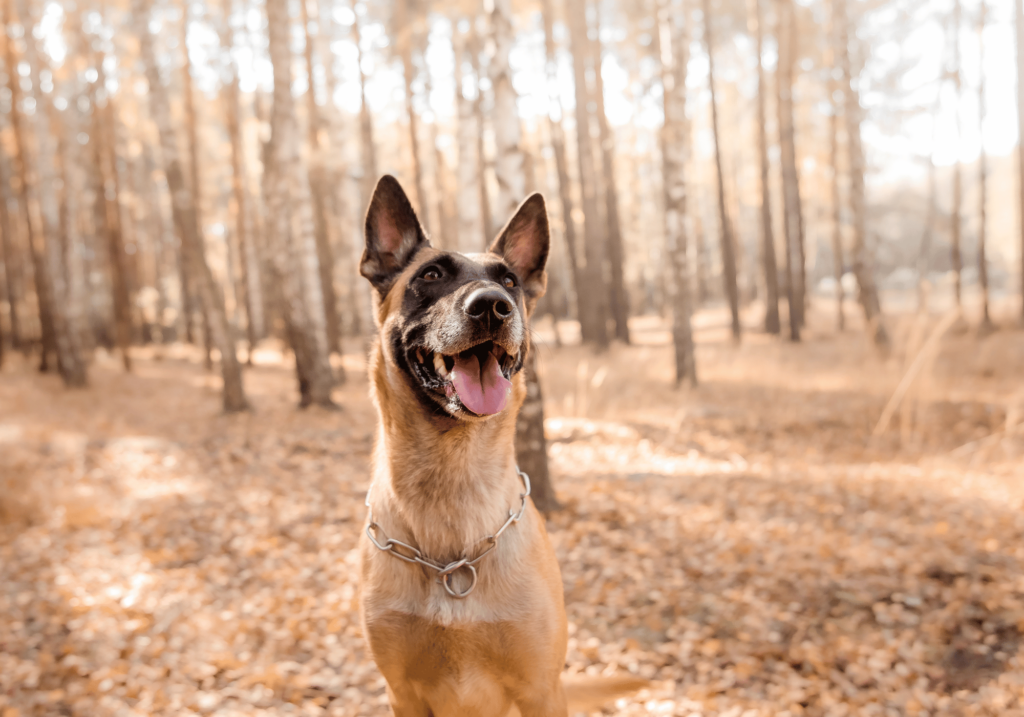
[13,0,87,386]
[977,0,992,331]
[703,0,741,343]
[776,0,805,339]
[300,0,342,356]
[220,0,265,358]
[180,4,215,369]
[352,7,378,210]
[455,27,484,253]
[658,0,697,385]
[917,113,937,314]
[395,0,429,227]
[567,0,609,348]
[590,2,630,344]
[951,0,963,308]
[80,10,133,370]
[516,348,557,512]
[487,0,554,510]
[540,0,582,318]
[134,0,248,411]
[748,0,781,335]
[490,0,526,223]
[827,76,843,329]
[1017,0,1024,323]
[2,5,57,370]
[827,16,847,330]
[834,0,889,349]
[56,83,89,365]
[263,0,335,408]
[468,24,494,245]
[0,138,21,351]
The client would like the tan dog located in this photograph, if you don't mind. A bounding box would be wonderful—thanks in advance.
[358,176,647,716]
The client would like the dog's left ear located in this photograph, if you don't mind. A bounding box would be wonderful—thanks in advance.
[361,175,429,294]
[489,193,550,311]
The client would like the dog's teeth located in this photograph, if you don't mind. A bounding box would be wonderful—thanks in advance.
[433,353,449,378]
[416,349,425,364]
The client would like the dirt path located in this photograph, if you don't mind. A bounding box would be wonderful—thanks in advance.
[2,321,1023,716]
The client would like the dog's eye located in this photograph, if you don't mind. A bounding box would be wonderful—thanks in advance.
[502,274,517,290]
[420,267,442,282]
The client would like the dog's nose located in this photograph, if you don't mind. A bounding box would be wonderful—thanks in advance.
[464,287,513,322]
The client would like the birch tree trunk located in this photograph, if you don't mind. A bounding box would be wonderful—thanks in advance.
[977,0,992,331]
[455,27,484,253]
[264,0,335,407]
[14,0,87,386]
[220,0,265,357]
[469,24,494,244]
[658,0,696,385]
[540,0,582,317]
[351,7,378,211]
[590,3,630,344]
[300,0,342,355]
[79,9,133,370]
[834,0,889,349]
[0,136,21,351]
[133,0,248,411]
[1017,0,1024,322]
[950,0,963,308]
[748,0,781,335]
[776,0,805,339]
[826,8,847,330]
[703,0,741,342]
[490,0,526,222]
[181,4,215,369]
[395,0,429,228]
[2,3,57,371]
[567,0,609,348]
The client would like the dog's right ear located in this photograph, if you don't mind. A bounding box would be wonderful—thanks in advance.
[361,175,429,294]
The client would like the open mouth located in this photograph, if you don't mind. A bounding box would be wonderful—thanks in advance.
[410,340,517,416]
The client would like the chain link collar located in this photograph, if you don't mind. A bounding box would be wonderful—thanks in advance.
[364,466,532,599]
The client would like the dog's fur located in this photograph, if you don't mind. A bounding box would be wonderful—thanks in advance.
[358,176,646,716]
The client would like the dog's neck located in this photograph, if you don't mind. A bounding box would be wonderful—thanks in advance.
[368,345,525,562]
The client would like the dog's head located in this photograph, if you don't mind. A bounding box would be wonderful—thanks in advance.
[360,175,549,421]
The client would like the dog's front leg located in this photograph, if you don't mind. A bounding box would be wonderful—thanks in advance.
[513,678,568,717]
[385,682,432,717]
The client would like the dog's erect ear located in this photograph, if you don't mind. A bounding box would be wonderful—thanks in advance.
[361,175,429,293]
[489,193,550,308]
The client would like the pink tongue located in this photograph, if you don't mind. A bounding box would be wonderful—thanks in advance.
[450,352,511,415]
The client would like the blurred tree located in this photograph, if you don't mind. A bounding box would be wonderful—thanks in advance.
[300,0,343,356]
[539,0,581,319]
[220,0,266,359]
[3,2,57,372]
[351,4,378,213]
[469,23,494,243]
[1018,0,1024,322]
[264,0,335,408]
[977,0,991,332]
[181,2,215,369]
[77,6,133,371]
[454,22,484,252]
[950,0,963,309]
[834,0,889,349]
[395,0,430,228]
[590,2,630,344]
[134,0,248,411]
[13,0,87,386]
[776,0,804,340]
[826,12,846,331]
[0,130,21,352]
[748,0,780,336]
[491,0,526,222]
[703,0,741,343]
[567,0,609,348]
[658,0,697,385]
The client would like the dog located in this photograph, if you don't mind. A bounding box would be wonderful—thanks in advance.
[357,175,648,716]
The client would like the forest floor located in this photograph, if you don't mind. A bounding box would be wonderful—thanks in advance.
[2,300,1024,717]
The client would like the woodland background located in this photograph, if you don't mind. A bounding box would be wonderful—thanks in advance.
[1,0,1024,714]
